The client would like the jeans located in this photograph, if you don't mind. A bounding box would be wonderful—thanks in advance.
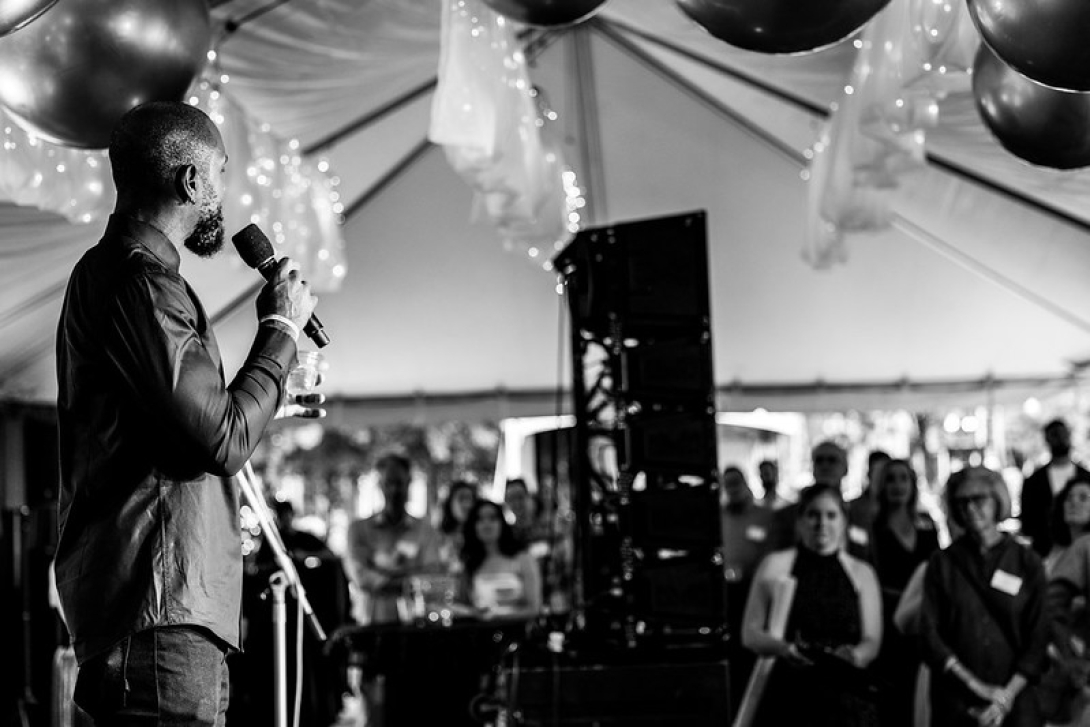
[73,626,230,727]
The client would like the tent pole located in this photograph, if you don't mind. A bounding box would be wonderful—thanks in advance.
[570,25,608,225]
[889,216,1090,336]
[343,137,433,222]
[592,19,804,168]
[304,77,438,156]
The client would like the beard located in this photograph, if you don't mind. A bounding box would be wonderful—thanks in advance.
[183,200,225,258]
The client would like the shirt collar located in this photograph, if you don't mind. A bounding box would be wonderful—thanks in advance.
[105,213,182,273]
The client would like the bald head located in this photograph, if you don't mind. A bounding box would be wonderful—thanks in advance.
[109,101,222,201]
[110,101,228,257]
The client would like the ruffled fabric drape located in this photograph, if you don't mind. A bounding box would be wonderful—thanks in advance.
[428,0,577,263]
[0,77,346,292]
[803,0,978,268]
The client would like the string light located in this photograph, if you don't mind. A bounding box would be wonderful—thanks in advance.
[0,61,346,294]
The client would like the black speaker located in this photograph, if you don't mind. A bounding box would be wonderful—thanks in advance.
[633,555,726,624]
[555,211,711,337]
[558,211,723,650]
[617,323,713,398]
[630,484,721,550]
[507,659,730,726]
[622,404,717,474]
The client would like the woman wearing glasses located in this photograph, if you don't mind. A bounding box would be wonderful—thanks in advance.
[919,467,1051,727]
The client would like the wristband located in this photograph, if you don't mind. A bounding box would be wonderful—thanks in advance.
[259,314,300,341]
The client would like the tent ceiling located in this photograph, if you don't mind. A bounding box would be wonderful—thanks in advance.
[2,0,1089,421]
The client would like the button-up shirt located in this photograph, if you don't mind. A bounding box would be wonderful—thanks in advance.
[56,214,296,664]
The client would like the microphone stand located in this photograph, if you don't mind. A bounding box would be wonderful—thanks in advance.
[234,460,327,727]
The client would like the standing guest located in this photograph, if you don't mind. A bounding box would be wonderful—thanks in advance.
[919,467,1050,727]
[719,465,778,711]
[849,449,893,536]
[772,441,871,560]
[1021,419,1090,558]
[243,500,349,727]
[870,459,940,727]
[758,459,785,509]
[460,500,542,618]
[437,480,479,573]
[1044,476,1090,574]
[504,477,547,546]
[742,483,883,727]
[1042,522,1090,726]
[343,453,441,624]
[55,101,320,726]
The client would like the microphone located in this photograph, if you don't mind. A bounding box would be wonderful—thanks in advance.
[232,224,330,348]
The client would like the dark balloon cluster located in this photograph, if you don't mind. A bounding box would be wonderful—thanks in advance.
[965,0,1090,169]
[670,0,1090,170]
[675,0,891,55]
[972,43,1090,171]
[0,0,54,38]
[0,0,211,149]
[481,0,608,28]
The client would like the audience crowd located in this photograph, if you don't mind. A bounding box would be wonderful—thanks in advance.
[243,417,1090,727]
[726,417,1090,727]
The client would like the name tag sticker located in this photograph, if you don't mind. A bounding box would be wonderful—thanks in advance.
[745,526,767,542]
[849,526,869,545]
[529,541,550,559]
[990,569,1023,596]
[396,540,419,559]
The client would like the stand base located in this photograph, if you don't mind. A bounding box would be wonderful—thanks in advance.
[504,657,730,726]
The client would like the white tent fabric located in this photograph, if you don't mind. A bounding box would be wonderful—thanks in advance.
[2,0,1090,423]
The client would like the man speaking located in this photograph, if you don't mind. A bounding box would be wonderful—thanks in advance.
[55,100,318,726]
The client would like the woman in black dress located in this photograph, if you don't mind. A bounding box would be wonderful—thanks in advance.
[871,459,940,727]
[742,483,883,727]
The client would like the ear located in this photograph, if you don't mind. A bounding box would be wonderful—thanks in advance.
[174,164,199,204]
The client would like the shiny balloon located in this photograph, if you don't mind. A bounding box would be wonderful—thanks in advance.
[0,0,211,149]
[676,0,891,55]
[0,0,56,37]
[972,44,1090,170]
[481,0,608,27]
[968,0,1090,92]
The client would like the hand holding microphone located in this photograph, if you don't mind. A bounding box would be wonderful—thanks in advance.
[232,223,330,348]
[233,224,329,420]
[256,257,318,338]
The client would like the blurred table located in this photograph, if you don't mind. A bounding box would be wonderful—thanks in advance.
[328,616,533,727]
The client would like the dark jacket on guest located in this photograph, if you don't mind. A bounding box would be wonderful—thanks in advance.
[55,214,295,664]
[919,534,1050,727]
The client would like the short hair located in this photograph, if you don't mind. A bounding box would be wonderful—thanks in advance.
[945,466,1011,529]
[375,452,411,475]
[812,440,847,462]
[1045,418,1070,434]
[109,101,219,196]
[504,477,543,517]
[505,477,530,495]
[868,450,892,468]
[722,465,746,480]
